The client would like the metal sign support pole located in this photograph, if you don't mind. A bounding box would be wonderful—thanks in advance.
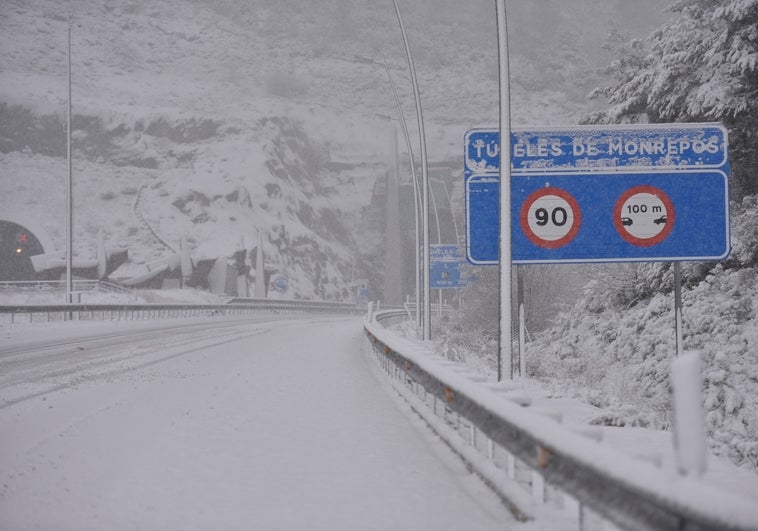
[518,266,525,377]
[392,0,431,340]
[496,0,512,380]
[674,262,683,357]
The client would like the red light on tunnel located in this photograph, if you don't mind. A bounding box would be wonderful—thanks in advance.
[17,233,28,243]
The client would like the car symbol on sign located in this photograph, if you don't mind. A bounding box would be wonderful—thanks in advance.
[654,215,667,225]
[621,217,633,227]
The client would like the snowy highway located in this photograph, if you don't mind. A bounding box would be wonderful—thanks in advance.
[0,317,513,530]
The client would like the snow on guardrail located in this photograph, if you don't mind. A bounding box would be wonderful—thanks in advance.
[364,309,758,531]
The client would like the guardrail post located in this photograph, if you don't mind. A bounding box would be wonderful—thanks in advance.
[507,452,516,479]
[563,494,581,525]
[531,470,545,503]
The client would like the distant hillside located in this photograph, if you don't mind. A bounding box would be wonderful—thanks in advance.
[0,0,663,298]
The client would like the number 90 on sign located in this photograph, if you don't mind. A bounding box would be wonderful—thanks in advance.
[520,187,582,249]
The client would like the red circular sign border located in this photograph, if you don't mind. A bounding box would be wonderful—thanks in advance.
[613,185,676,247]
[519,187,582,250]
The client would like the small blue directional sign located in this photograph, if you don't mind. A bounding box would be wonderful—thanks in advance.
[464,123,730,265]
[430,245,467,288]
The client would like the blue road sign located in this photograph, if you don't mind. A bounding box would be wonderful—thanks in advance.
[464,124,730,265]
[430,244,467,288]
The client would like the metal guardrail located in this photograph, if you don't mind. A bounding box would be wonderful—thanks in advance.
[227,297,362,314]
[0,299,363,324]
[0,279,131,294]
[364,309,758,531]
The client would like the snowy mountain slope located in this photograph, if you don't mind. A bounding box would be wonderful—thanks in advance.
[0,0,665,298]
[0,0,397,298]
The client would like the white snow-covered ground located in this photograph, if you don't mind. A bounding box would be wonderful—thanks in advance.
[513,378,758,496]
[375,319,758,528]
[0,317,514,531]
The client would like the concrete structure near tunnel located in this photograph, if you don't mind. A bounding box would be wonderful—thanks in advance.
[0,213,270,298]
[0,214,128,283]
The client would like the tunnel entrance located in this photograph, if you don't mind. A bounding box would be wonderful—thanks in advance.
[0,220,47,281]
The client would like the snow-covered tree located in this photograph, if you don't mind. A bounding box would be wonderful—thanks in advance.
[587,0,758,198]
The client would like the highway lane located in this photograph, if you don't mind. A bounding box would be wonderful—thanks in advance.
[0,317,514,530]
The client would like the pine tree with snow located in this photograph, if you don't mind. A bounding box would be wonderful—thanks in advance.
[587,0,758,198]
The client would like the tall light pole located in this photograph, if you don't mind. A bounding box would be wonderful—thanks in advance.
[355,53,423,331]
[496,0,513,380]
[391,0,431,341]
[66,11,73,304]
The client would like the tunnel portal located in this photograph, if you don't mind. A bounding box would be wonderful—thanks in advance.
[0,220,48,281]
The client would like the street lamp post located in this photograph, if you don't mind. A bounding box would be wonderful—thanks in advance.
[496,0,513,380]
[355,53,423,331]
[66,12,73,305]
[391,0,431,341]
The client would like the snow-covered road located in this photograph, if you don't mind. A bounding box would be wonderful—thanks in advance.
[0,317,513,530]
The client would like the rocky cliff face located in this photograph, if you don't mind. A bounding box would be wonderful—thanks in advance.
[0,101,384,299]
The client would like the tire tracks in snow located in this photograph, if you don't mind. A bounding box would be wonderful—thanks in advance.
[0,318,298,410]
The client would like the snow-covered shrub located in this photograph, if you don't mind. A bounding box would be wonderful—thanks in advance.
[683,266,758,468]
[730,195,758,268]
[587,0,758,198]
[529,258,758,471]
[579,263,672,313]
[432,321,499,377]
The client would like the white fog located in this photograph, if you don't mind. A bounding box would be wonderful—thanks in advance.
[1,1,757,530]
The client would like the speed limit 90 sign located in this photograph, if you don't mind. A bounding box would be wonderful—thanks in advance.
[519,187,581,249]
